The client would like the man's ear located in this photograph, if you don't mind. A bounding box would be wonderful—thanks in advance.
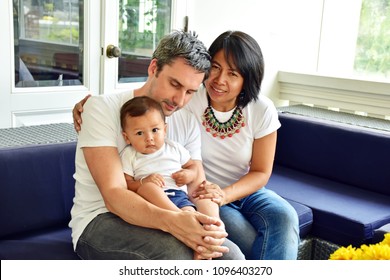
[148,58,158,76]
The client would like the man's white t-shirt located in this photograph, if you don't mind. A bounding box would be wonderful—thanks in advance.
[121,138,191,192]
[69,90,201,249]
[185,85,281,189]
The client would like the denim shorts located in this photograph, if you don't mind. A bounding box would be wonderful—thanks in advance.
[164,189,195,209]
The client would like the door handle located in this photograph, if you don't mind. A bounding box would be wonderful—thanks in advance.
[106,45,121,58]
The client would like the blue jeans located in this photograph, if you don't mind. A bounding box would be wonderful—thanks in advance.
[220,187,299,260]
[76,212,245,260]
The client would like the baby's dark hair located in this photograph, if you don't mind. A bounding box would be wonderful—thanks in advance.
[120,96,165,129]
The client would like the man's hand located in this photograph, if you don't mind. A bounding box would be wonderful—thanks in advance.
[195,217,229,259]
[73,94,91,132]
[165,211,229,259]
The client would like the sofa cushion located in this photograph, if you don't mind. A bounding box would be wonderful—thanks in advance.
[275,113,390,196]
[0,142,76,238]
[267,166,390,247]
[283,199,313,238]
[0,227,79,260]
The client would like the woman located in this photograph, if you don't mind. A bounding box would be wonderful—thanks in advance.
[185,31,299,260]
[73,31,299,259]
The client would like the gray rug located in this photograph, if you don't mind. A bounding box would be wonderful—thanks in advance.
[0,123,77,148]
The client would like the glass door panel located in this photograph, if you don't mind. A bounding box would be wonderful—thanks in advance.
[102,0,184,94]
[118,0,171,83]
[0,0,185,128]
[14,0,83,87]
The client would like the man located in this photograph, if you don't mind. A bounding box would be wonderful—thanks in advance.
[69,31,244,260]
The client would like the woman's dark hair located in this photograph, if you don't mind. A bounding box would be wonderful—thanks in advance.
[208,31,264,108]
[120,96,165,130]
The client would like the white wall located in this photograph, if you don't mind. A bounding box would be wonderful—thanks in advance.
[187,0,323,106]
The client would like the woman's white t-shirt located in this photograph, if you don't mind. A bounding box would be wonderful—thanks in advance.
[185,85,281,188]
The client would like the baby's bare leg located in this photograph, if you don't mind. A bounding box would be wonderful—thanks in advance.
[137,182,181,212]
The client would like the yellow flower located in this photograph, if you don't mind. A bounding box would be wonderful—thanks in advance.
[380,233,390,246]
[329,233,390,260]
[329,245,357,260]
[359,244,390,260]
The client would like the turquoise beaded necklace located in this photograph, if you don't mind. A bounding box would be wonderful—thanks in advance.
[201,101,245,139]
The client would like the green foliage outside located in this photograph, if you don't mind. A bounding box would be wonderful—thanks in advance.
[23,0,171,56]
[47,26,79,44]
[354,0,390,78]
[46,17,79,44]
[23,1,79,45]
[118,0,171,57]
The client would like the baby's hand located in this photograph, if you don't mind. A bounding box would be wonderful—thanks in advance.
[142,174,165,187]
[172,169,194,186]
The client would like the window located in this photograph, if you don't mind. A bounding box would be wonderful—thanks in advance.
[118,0,171,83]
[14,0,173,87]
[318,0,390,81]
[279,0,390,119]
[354,0,390,79]
[14,0,83,87]
[21,0,79,45]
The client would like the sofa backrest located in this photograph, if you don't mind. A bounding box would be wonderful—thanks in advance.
[0,142,76,238]
[275,113,390,196]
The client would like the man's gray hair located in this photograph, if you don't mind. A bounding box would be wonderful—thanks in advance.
[152,30,211,76]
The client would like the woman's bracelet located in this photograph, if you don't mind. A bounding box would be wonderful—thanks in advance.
[140,176,146,185]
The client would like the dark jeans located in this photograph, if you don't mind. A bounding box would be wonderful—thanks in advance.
[76,212,244,260]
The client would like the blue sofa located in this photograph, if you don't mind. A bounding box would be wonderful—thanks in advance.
[1,111,389,260]
[268,107,390,248]
[0,122,314,260]
[0,124,79,260]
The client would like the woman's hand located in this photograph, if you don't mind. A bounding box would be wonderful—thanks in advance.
[192,181,227,206]
[73,94,91,132]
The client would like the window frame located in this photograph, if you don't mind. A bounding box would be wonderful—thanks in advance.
[278,0,390,120]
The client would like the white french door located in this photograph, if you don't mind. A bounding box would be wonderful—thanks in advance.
[0,0,188,129]
[101,0,188,94]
